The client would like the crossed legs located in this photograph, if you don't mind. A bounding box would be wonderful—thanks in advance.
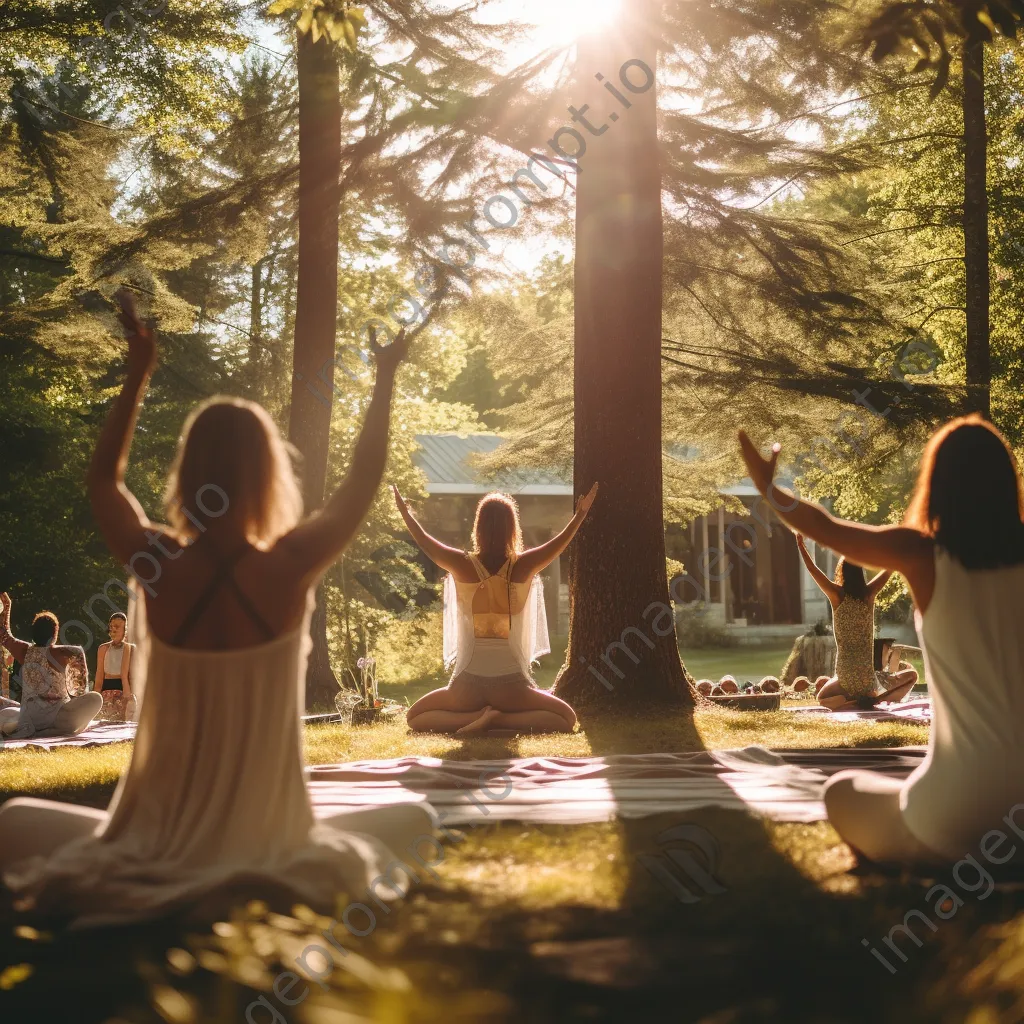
[817,668,919,711]
[407,678,577,734]
[0,797,107,871]
[823,771,946,866]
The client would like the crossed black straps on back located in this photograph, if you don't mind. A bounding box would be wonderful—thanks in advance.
[171,540,275,647]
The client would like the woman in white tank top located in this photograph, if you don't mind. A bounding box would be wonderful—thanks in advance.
[739,415,1024,865]
[395,483,598,734]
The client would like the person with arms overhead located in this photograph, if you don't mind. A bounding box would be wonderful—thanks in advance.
[394,485,596,734]
[0,291,432,926]
[739,418,1024,866]
[795,535,916,709]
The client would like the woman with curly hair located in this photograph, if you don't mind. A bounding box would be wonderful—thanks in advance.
[0,596,100,739]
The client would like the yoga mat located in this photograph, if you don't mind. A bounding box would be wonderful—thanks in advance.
[306,747,928,825]
[785,698,932,723]
[1,721,139,751]
[1,712,345,751]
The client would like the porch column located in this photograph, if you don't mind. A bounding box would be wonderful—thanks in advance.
[717,506,728,621]
[701,514,711,604]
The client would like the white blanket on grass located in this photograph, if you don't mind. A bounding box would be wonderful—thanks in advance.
[306,747,928,825]
[785,698,932,723]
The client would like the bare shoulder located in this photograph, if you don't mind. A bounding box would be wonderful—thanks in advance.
[509,558,539,585]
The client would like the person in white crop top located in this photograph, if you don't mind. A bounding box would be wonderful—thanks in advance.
[395,483,598,734]
[739,415,1024,866]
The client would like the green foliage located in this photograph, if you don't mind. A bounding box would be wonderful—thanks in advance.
[371,606,445,688]
[675,605,735,650]
[859,0,1024,95]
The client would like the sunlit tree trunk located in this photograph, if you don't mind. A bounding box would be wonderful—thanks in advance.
[554,11,695,712]
[962,39,990,418]
[289,29,342,708]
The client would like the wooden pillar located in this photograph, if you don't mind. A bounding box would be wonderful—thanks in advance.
[701,514,711,605]
[717,506,727,619]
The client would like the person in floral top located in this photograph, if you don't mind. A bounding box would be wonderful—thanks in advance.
[0,593,102,739]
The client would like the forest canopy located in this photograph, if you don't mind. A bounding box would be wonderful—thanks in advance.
[2,0,1017,690]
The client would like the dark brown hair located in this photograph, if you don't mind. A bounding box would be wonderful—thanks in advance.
[834,558,868,600]
[472,492,523,563]
[905,415,1024,570]
[31,610,59,646]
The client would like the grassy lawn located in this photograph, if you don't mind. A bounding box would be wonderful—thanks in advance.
[5,703,1002,1024]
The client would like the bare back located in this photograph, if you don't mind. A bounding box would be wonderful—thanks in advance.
[141,530,312,651]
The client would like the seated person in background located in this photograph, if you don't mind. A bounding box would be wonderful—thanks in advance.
[395,485,588,734]
[93,612,135,722]
[0,593,102,739]
[795,534,892,710]
[872,638,919,704]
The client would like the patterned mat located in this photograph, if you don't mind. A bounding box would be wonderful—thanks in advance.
[306,746,929,825]
[1,712,345,751]
[785,698,932,723]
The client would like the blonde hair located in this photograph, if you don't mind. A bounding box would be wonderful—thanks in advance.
[164,397,303,546]
[471,492,523,562]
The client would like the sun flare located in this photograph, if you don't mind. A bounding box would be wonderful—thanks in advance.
[530,0,623,48]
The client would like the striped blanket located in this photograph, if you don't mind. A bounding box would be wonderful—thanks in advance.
[306,747,928,825]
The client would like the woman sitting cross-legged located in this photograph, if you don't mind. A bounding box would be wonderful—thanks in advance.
[93,612,136,722]
[0,292,432,928]
[394,485,595,734]
[739,417,1024,866]
[795,535,917,709]
[0,596,101,740]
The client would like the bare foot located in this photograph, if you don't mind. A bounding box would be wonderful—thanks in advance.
[456,706,501,735]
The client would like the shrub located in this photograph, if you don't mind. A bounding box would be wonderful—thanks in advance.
[675,604,734,649]
[372,606,447,686]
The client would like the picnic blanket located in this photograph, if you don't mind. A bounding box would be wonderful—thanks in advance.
[786,697,932,723]
[306,746,929,825]
[1,721,139,751]
[1,712,345,751]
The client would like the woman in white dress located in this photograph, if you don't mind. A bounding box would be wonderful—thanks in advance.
[0,600,100,739]
[0,291,432,927]
[739,416,1024,865]
[394,484,597,734]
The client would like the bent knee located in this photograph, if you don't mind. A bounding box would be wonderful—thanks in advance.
[823,771,858,810]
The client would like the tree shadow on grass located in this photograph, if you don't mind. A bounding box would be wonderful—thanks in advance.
[4,714,1024,1023]
[533,708,1024,1023]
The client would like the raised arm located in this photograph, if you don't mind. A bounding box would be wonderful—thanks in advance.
[393,487,473,577]
[0,592,29,663]
[795,534,841,604]
[278,330,410,581]
[738,432,935,607]
[86,290,160,565]
[867,569,893,600]
[512,483,599,581]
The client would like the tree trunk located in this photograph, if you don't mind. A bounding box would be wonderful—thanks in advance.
[554,14,694,713]
[249,257,264,361]
[780,633,836,687]
[290,29,342,708]
[962,39,990,418]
